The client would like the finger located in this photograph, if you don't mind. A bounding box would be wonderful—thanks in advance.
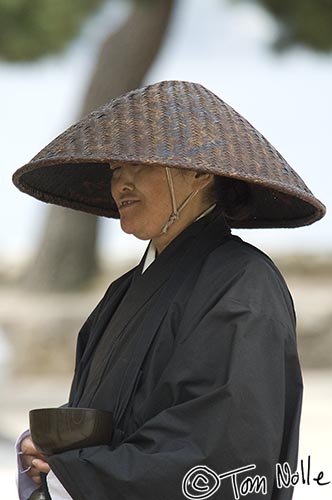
[25,463,42,484]
[33,477,42,486]
[32,458,51,474]
[21,436,38,455]
[29,468,42,486]
[21,450,46,470]
[21,436,46,462]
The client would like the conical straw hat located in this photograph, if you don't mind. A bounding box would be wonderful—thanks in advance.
[12,80,325,228]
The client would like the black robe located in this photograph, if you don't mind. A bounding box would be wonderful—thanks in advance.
[48,208,302,500]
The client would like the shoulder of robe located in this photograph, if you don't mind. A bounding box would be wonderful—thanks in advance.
[75,266,138,353]
[184,235,295,327]
[102,265,138,298]
[83,265,137,323]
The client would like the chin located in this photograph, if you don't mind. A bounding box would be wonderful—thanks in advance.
[120,220,151,241]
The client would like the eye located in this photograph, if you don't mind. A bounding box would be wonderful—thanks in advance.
[111,166,122,178]
[132,164,148,174]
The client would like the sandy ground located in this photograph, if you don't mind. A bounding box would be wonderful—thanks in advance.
[1,370,331,500]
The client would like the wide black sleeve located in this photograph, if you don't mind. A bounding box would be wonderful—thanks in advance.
[48,292,302,500]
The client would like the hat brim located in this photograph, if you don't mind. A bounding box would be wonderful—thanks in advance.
[12,157,325,228]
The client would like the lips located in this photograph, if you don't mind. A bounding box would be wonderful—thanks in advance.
[118,199,140,210]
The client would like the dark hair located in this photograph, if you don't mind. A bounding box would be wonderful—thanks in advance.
[206,176,252,221]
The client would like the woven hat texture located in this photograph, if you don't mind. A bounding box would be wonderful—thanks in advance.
[12,80,325,228]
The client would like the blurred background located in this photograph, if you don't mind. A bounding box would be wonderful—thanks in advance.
[0,0,331,498]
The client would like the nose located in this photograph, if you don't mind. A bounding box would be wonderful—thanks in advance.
[111,165,135,198]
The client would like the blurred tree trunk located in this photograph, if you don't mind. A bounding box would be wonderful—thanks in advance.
[24,0,175,291]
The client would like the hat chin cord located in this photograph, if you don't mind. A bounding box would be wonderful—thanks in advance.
[161,167,199,234]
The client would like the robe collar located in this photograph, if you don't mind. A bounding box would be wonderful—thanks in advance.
[141,203,217,274]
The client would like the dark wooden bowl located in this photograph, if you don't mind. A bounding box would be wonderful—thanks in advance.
[29,407,113,455]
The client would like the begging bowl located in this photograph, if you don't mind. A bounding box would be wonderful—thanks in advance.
[29,407,113,455]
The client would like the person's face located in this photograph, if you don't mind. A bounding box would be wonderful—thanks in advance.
[111,163,185,239]
[110,163,213,250]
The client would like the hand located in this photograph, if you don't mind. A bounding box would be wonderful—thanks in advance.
[20,435,51,485]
